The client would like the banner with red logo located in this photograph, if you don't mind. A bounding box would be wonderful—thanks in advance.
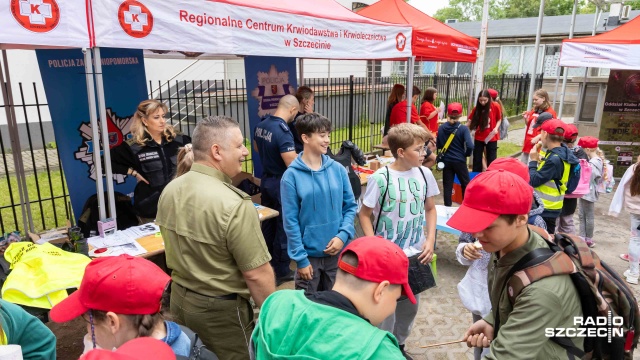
[90,0,412,59]
[35,47,146,221]
[1,0,90,48]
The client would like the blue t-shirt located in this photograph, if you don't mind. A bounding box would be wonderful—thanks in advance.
[254,115,295,177]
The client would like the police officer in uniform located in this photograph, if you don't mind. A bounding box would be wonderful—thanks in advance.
[111,100,190,222]
[253,95,299,285]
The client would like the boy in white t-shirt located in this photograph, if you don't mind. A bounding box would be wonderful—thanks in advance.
[359,123,439,359]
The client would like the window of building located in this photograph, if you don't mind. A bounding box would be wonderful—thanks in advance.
[483,47,501,74]
[521,45,544,74]
[501,46,522,74]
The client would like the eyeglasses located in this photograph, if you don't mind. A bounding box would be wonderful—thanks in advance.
[418,146,429,155]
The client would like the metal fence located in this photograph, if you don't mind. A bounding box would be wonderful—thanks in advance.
[0,73,541,233]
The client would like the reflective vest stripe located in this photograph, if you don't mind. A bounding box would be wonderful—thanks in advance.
[535,153,570,211]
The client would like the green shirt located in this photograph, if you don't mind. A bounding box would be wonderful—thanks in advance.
[156,163,271,299]
[483,229,583,359]
[0,299,56,360]
[252,290,404,359]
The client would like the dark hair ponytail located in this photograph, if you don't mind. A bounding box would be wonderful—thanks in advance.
[469,90,492,131]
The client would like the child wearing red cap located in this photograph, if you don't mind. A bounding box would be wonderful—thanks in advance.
[555,123,587,234]
[359,123,439,359]
[528,119,579,234]
[50,255,197,358]
[576,136,603,248]
[468,90,502,172]
[455,157,545,360]
[80,337,176,360]
[447,170,583,359]
[251,236,413,359]
[436,102,474,206]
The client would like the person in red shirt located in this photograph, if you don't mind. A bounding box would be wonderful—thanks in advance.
[384,84,405,136]
[389,86,429,132]
[420,87,440,136]
[468,89,502,172]
[521,88,557,163]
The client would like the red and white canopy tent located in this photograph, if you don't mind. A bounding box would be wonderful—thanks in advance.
[357,0,479,121]
[357,0,478,63]
[560,14,640,70]
[1,0,97,232]
[86,0,413,219]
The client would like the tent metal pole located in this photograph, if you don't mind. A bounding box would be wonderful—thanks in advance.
[369,60,376,149]
[93,47,116,220]
[526,0,546,112]
[475,0,490,95]
[557,0,579,117]
[469,62,477,114]
[299,58,304,86]
[406,56,415,123]
[1,50,33,233]
[83,48,106,221]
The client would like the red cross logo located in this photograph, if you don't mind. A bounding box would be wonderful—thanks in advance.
[118,0,153,38]
[10,0,60,33]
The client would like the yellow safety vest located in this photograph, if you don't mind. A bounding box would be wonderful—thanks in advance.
[535,152,570,211]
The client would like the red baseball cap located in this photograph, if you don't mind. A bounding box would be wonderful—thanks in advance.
[487,89,499,100]
[487,157,530,183]
[80,337,176,360]
[50,255,170,323]
[540,119,566,136]
[338,236,416,304]
[447,170,533,233]
[563,124,579,142]
[447,102,463,116]
[578,136,599,149]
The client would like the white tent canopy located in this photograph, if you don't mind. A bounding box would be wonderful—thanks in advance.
[90,0,413,60]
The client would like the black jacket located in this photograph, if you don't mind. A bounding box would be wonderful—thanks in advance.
[111,133,191,217]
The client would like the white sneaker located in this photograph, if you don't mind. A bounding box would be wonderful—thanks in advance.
[624,270,639,285]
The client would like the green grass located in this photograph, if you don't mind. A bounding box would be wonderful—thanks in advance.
[0,170,70,234]
[508,118,526,132]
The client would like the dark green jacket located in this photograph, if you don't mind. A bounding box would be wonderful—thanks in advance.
[483,230,583,359]
[0,299,56,359]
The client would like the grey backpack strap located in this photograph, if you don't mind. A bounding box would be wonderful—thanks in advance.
[179,325,219,360]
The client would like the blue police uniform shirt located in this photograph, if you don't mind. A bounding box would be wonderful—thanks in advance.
[254,115,295,177]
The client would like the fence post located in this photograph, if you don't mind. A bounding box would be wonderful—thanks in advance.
[515,75,524,114]
[444,74,451,111]
[349,75,354,141]
[500,73,505,98]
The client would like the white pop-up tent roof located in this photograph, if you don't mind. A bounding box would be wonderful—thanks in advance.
[559,15,640,70]
[90,0,413,60]
[1,0,91,49]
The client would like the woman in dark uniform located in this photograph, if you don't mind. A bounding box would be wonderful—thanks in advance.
[111,99,191,222]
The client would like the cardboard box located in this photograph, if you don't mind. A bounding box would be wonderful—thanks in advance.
[28,220,72,245]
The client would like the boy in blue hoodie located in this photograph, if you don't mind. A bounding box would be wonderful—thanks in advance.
[281,113,358,294]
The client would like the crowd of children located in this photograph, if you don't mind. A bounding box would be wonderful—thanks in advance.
[10,85,640,360]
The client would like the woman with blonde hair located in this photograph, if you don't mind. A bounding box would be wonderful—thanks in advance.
[111,99,191,221]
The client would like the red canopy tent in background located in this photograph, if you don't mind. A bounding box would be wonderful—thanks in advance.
[560,14,640,70]
[357,0,478,63]
[357,0,479,120]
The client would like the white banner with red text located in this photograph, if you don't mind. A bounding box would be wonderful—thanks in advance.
[560,42,640,70]
[90,0,412,60]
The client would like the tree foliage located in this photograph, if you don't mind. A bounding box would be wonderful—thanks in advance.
[432,0,640,22]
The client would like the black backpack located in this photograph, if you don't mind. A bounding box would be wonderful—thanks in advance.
[176,325,219,360]
[327,141,366,199]
[78,192,139,237]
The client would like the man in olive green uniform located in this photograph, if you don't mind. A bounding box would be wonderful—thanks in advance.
[157,115,275,360]
[447,170,583,359]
